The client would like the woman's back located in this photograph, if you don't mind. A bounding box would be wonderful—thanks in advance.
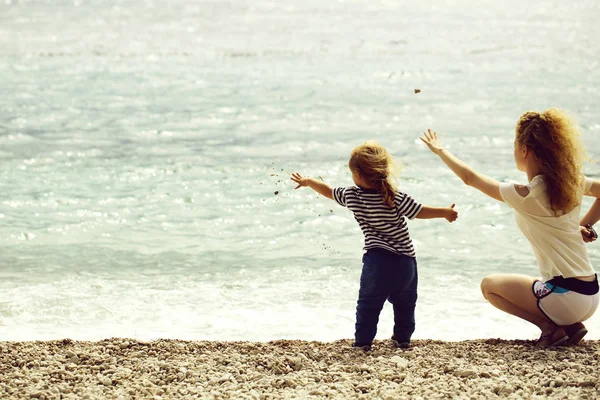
[500,175,594,280]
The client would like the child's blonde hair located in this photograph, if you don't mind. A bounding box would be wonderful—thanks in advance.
[516,108,586,215]
[349,141,398,207]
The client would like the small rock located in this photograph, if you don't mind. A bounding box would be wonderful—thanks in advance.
[356,383,370,393]
[495,384,513,395]
[555,378,564,387]
[578,380,595,388]
[454,369,477,378]
[98,374,112,386]
[390,356,409,369]
[358,364,371,372]
[142,379,154,387]
[157,361,168,369]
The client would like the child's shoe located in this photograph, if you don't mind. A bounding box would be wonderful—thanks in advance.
[391,336,410,349]
[351,342,372,352]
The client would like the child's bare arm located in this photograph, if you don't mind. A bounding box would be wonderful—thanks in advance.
[291,172,334,200]
[415,204,458,223]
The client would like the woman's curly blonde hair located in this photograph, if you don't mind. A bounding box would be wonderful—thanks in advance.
[516,108,587,215]
[349,141,399,208]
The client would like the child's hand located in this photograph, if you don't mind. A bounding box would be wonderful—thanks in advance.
[291,172,312,189]
[445,204,458,223]
[420,129,445,155]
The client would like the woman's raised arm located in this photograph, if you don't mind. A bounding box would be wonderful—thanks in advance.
[420,129,503,202]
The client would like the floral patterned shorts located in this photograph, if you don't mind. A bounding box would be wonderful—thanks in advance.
[533,280,599,326]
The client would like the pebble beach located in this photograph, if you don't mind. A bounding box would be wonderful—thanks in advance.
[1,338,599,399]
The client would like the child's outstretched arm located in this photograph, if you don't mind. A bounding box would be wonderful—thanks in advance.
[415,204,458,223]
[420,129,503,202]
[291,172,334,200]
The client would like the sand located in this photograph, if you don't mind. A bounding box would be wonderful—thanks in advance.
[1,338,599,399]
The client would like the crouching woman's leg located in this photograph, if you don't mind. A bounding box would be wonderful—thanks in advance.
[480,273,567,347]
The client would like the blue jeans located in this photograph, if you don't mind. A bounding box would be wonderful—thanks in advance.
[354,248,418,345]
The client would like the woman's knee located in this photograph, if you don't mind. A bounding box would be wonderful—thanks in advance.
[480,275,498,299]
[480,274,537,302]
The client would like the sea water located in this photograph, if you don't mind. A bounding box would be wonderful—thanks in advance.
[1,0,600,342]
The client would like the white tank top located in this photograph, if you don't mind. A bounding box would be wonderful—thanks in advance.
[499,175,595,280]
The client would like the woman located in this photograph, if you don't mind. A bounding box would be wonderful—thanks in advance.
[420,108,600,348]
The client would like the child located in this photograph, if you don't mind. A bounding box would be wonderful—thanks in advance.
[291,141,458,350]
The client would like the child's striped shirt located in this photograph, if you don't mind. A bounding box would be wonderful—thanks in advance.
[333,186,422,257]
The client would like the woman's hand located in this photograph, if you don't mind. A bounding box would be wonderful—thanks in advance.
[580,225,598,243]
[445,204,458,223]
[291,172,312,189]
[420,129,444,155]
